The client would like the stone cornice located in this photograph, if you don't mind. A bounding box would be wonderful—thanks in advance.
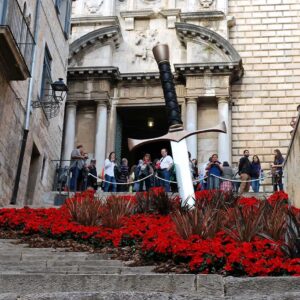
[120,72,160,81]
[71,16,119,27]
[68,67,120,80]
[68,67,162,82]
[68,64,243,83]
[160,9,181,17]
[69,25,122,60]
[120,9,154,19]
[174,62,243,82]
[180,11,225,21]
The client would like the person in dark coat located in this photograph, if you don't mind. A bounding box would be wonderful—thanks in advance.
[251,155,262,193]
[271,149,284,192]
[115,158,129,192]
[86,159,98,191]
[238,149,252,194]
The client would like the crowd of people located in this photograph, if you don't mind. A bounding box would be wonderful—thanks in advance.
[68,145,285,194]
[102,148,175,193]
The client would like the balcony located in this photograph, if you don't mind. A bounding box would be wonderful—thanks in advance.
[0,0,35,80]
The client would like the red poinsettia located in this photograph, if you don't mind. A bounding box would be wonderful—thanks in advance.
[1,190,300,277]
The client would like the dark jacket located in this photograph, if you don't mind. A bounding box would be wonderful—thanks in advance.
[251,162,261,178]
[87,166,97,189]
[239,156,251,175]
[114,165,129,183]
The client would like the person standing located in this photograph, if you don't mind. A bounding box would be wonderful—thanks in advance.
[87,159,98,191]
[206,154,223,190]
[238,150,252,194]
[69,145,85,192]
[199,158,211,190]
[115,158,129,192]
[251,155,262,193]
[159,148,173,192]
[220,161,234,192]
[138,153,153,192]
[129,165,137,192]
[192,159,199,190]
[271,149,284,192]
[104,152,117,192]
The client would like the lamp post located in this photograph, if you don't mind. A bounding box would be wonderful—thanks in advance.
[10,78,68,205]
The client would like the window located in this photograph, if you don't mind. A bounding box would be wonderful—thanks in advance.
[40,46,52,102]
[55,0,72,38]
[41,156,47,180]
[0,0,5,23]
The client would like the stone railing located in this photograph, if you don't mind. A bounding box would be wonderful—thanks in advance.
[284,112,300,207]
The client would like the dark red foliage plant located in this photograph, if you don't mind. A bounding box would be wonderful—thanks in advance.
[64,191,102,226]
[224,199,266,242]
[282,208,300,258]
[101,195,135,228]
[171,196,224,240]
[260,200,287,241]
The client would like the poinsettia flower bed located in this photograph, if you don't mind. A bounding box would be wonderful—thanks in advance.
[1,190,300,277]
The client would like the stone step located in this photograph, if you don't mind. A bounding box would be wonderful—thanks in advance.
[0,291,218,300]
[42,190,274,207]
[48,259,123,267]
[0,273,299,297]
[0,260,123,269]
[0,253,112,262]
[1,291,300,300]
[0,265,154,275]
[0,274,222,297]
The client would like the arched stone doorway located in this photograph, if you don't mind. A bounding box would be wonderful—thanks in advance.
[116,105,172,166]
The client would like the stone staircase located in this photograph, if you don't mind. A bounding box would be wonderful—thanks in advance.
[42,191,273,207]
[1,239,300,299]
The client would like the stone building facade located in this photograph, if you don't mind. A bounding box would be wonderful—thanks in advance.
[65,0,299,191]
[0,0,71,205]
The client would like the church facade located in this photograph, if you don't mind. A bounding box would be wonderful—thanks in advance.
[65,0,300,191]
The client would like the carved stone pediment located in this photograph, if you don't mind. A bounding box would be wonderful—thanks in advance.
[69,25,122,60]
[175,23,243,82]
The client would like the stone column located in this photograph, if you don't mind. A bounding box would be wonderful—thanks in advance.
[107,101,117,155]
[186,98,198,159]
[94,101,108,172]
[218,97,231,164]
[63,102,77,165]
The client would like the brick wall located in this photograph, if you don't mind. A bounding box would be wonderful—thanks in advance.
[229,0,300,173]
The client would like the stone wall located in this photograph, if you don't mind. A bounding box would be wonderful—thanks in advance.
[284,113,300,206]
[0,0,70,205]
[229,0,300,175]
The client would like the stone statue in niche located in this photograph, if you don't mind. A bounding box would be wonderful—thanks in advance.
[85,0,104,14]
[199,0,214,8]
[132,30,159,63]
